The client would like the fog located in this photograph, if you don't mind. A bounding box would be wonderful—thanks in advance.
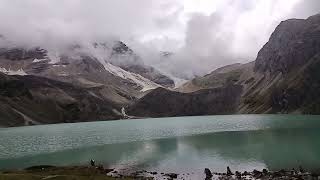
[0,0,319,79]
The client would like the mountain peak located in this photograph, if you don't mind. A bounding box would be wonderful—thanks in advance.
[254,13,320,74]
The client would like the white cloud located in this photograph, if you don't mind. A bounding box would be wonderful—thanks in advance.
[0,0,319,79]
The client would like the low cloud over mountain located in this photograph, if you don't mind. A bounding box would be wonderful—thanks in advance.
[0,0,319,79]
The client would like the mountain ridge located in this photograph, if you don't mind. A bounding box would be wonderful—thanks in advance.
[0,13,320,126]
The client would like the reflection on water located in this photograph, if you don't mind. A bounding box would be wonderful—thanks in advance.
[1,115,320,177]
[1,128,320,173]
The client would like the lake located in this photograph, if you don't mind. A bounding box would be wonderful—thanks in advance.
[1,115,320,178]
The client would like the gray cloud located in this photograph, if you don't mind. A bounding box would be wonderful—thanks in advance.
[137,0,320,79]
[0,0,319,79]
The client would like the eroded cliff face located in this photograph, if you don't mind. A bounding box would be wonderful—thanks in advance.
[128,85,243,118]
[239,14,320,114]
[254,14,320,74]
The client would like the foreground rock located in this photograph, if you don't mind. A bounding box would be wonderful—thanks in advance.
[204,167,320,180]
[205,168,213,179]
[2,165,320,180]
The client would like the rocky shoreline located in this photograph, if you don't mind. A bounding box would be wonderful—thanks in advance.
[203,167,320,180]
[1,164,320,180]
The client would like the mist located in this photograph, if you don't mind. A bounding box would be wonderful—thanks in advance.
[0,0,319,79]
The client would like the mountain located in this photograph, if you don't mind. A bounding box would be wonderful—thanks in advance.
[109,41,175,88]
[241,14,320,114]
[0,72,123,127]
[128,85,242,117]
[177,13,320,114]
[0,40,174,126]
[177,63,247,93]
[0,40,176,97]
[0,13,320,126]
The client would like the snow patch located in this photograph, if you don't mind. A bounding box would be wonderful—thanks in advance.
[103,62,160,92]
[0,67,28,76]
[47,51,61,64]
[33,58,47,63]
[52,65,67,68]
[171,77,188,88]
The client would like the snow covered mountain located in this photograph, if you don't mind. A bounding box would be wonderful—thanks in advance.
[0,39,176,126]
[0,40,174,94]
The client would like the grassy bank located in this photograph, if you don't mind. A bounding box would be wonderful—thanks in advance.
[0,166,152,180]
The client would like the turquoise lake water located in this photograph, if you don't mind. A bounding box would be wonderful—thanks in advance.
[1,115,320,177]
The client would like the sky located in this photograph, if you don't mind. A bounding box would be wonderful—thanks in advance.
[0,0,319,79]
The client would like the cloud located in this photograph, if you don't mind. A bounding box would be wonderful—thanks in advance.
[0,0,186,49]
[135,0,320,79]
[0,0,319,79]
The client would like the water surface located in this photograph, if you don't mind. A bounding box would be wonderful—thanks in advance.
[1,115,320,178]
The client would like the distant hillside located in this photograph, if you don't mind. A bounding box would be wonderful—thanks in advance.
[0,73,122,127]
[176,13,320,115]
[128,85,243,117]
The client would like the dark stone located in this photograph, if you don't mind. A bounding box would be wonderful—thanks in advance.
[262,168,268,175]
[90,159,95,167]
[252,169,262,178]
[165,173,178,179]
[204,168,213,179]
[242,171,250,176]
[235,171,241,178]
[299,166,305,173]
[227,166,233,176]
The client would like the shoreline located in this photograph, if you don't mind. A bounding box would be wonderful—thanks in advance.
[1,165,320,180]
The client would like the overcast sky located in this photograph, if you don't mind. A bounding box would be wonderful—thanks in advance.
[0,0,319,78]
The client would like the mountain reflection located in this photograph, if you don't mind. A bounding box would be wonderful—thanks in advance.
[1,117,320,173]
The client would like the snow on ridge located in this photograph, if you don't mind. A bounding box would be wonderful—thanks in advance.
[47,51,61,64]
[0,67,28,76]
[171,77,188,88]
[33,58,47,63]
[103,62,160,92]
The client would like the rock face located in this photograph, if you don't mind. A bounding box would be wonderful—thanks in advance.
[255,14,320,74]
[128,85,243,117]
[0,48,47,61]
[241,14,320,114]
[177,63,247,93]
[0,73,122,127]
[120,64,175,88]
[109,41,175,88]
[178,13,320,115]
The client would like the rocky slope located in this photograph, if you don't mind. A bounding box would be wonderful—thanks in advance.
[0,73,122,127]
[177,13,320,114]
[0,40,174,126]
[240,14,320,114]
[109,41,175,88]
[0,41,174,90]
[177,63,247,93]
[128,85,243,118]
